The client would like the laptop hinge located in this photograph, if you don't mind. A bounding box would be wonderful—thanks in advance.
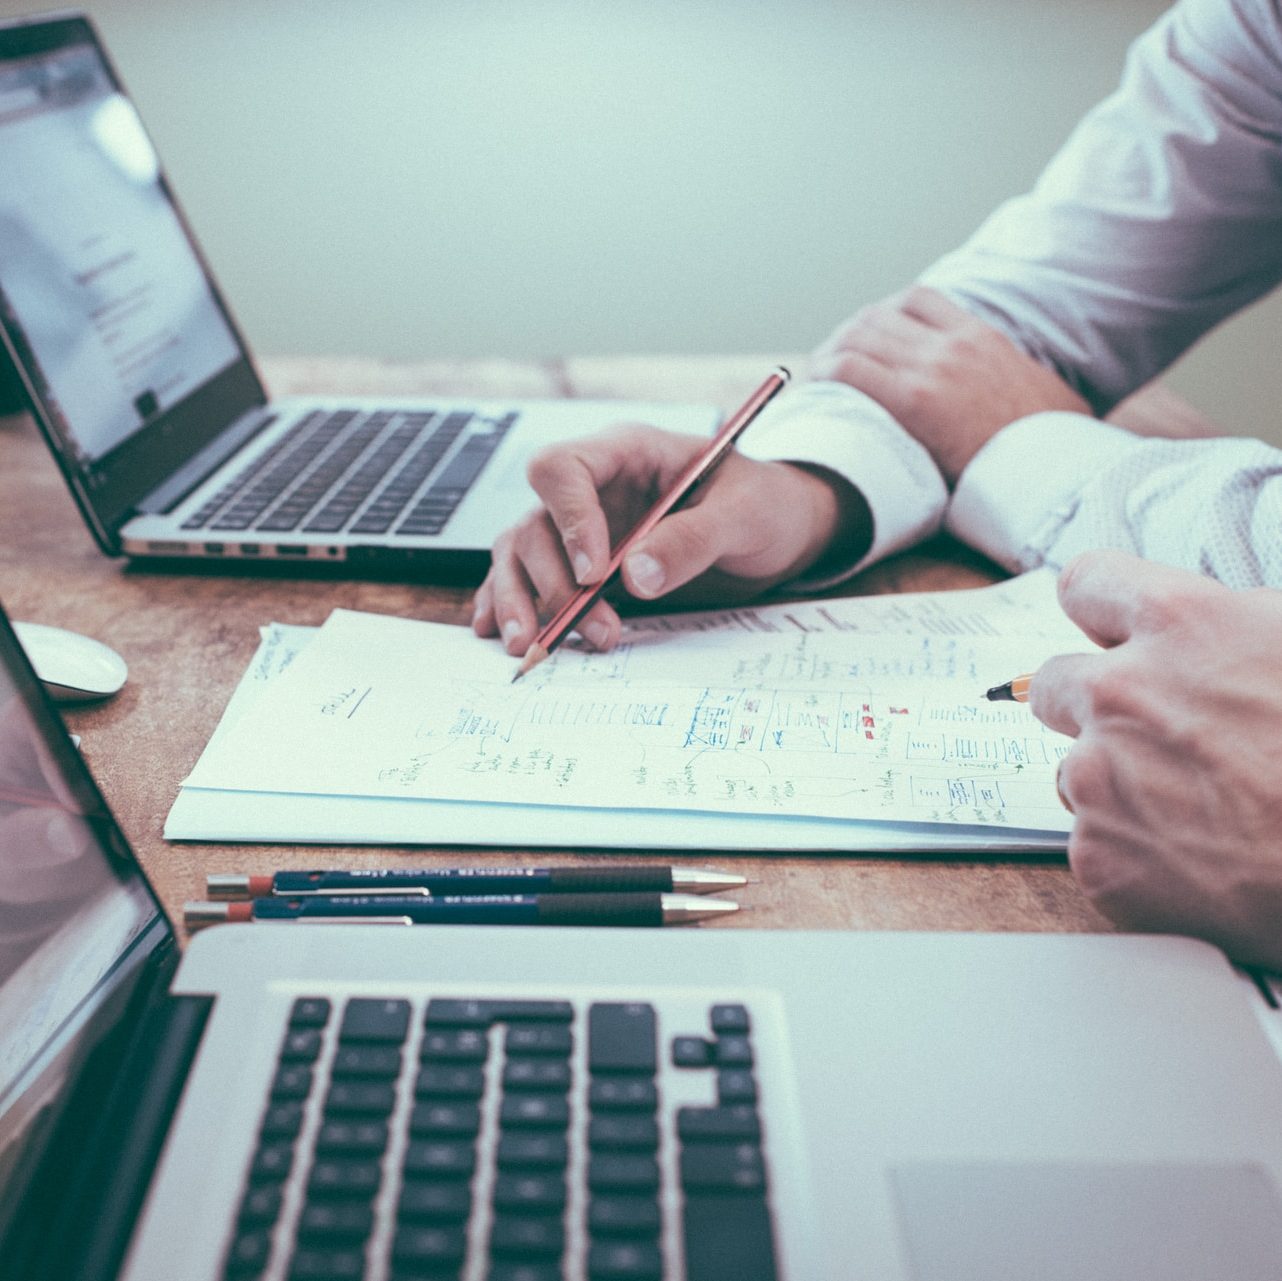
[134,406,276,515]
[1,945,213,1281]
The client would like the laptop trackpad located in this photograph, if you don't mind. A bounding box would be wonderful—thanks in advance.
[891,1161,1282,1280]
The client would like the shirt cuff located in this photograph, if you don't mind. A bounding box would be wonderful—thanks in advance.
[738,380,948,590]
[946,412,1145,571]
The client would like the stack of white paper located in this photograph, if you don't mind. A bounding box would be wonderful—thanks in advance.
[167,571,1088,853]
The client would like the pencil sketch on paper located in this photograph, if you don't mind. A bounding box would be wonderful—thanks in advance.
[185,593,1085,834]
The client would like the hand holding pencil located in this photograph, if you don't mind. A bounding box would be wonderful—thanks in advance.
[473,368,866,667]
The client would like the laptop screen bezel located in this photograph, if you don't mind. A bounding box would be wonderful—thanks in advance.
[0,12,269,554]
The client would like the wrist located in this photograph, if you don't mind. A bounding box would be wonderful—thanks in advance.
[779,463,873,580]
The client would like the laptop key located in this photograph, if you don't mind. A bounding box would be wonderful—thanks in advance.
[588,1153,661,1194]
[250,1142,295,1182]
[270,1064,313,1100]
[397,1178,472,1223]
[415,1064,486,1098]
[224,1229,271,1274]
[489,999,574,1023]
[486,1264,563,1281]
[503,1059,572,1092]
[717,1069,758,1105]
[289,997,331,1027]
[391,1222,467,1267]
[682,1192,778,1281]
[260,1101,306,1139]
[587,1195,662,1238]
[339,997,411,1043]
[280,1028,323,1062]
[496,1132,569,1170]
[499,1094,570,1129]
[588,1079,657,1112]
[424,998,497,1027]
[710,1003,751,1034]
[325,1080,397,1116]
[314,1119,390,1156]
[586,1239,663,1280]
[505,1024,573,1057]
[408,1100,482,1137]
[676,1105,761,1143]
[588,1115,659,1151]
[421,1028,489,1062]
[492,1172,567,1214]
[402,1139,477,1179]
[714,1034,754,1067]
[331,1045,402,1078]
[296,1201,374,1244]
[238,1183,284,1227]
[287,1246,366,1281]
[489,1213,565,1257]
[672,1036,713,1068]
[588,1004,657,1074]
[307,1158,383,1200]
[679,1143,767,1193]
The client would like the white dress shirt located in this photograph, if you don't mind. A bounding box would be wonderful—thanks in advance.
[752,0,1282,590]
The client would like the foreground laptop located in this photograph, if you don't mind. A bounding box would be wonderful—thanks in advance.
[4,599,1282,1281]
[0,13,716,577]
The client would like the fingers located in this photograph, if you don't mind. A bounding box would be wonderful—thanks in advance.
[621,504,729,599]
[1025,650,1103,738]
[897,284,972,328]
[1056,549,1227,648]
[807,344,899,404]
[525,428,657,586]
[472,510,621,656]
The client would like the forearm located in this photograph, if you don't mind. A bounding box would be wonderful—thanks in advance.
[948,413,1282,587]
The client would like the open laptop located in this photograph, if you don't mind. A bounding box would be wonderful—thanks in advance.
[0,13,717,578]
[6,612,1282,1277]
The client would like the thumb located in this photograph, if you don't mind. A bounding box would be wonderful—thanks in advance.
[1055,549,1220,647]
[621,504,734,600]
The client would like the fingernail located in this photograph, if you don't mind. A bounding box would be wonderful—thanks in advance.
[583,620,611,649]
[571,549,593,584]
[626,552,665,597]
[501,619,523,647]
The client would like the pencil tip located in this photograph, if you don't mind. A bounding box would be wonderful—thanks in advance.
[512,642,549,683]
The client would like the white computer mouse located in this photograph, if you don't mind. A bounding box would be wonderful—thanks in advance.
[13,621,128,703]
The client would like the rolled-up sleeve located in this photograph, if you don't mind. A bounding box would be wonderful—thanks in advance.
[739,381,948,588]
[949,412,1282,587]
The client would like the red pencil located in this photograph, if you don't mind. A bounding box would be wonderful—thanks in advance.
[513,366,792,681]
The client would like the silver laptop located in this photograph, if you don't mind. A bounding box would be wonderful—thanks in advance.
[6,616,1282,1278]
[0,13,716,578]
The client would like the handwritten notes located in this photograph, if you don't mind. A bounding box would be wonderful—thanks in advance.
[182,572,1087,835]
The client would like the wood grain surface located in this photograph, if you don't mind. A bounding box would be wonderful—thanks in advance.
[1,354,1207,944]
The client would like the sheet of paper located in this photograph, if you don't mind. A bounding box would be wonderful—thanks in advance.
[182,574,1086,834]
[168,617,1068,851]
[165,784,1071,851]
[619,568,1082,641]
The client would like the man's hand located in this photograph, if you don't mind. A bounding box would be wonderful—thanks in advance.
[1027,550,1282,969]
[472,425,868,655]
[809,286,1091,483]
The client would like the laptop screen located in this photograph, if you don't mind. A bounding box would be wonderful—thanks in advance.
[0,606,166,1198]
[0,29,242,469]
[0,15,267,550]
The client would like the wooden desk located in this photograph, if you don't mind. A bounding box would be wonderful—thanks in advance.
[5,355,1206,942]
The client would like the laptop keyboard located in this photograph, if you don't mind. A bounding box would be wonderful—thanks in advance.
[181,408,517,539]
[222,994,778,1280]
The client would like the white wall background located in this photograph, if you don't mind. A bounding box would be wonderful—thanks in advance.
[4,0,1279,442]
